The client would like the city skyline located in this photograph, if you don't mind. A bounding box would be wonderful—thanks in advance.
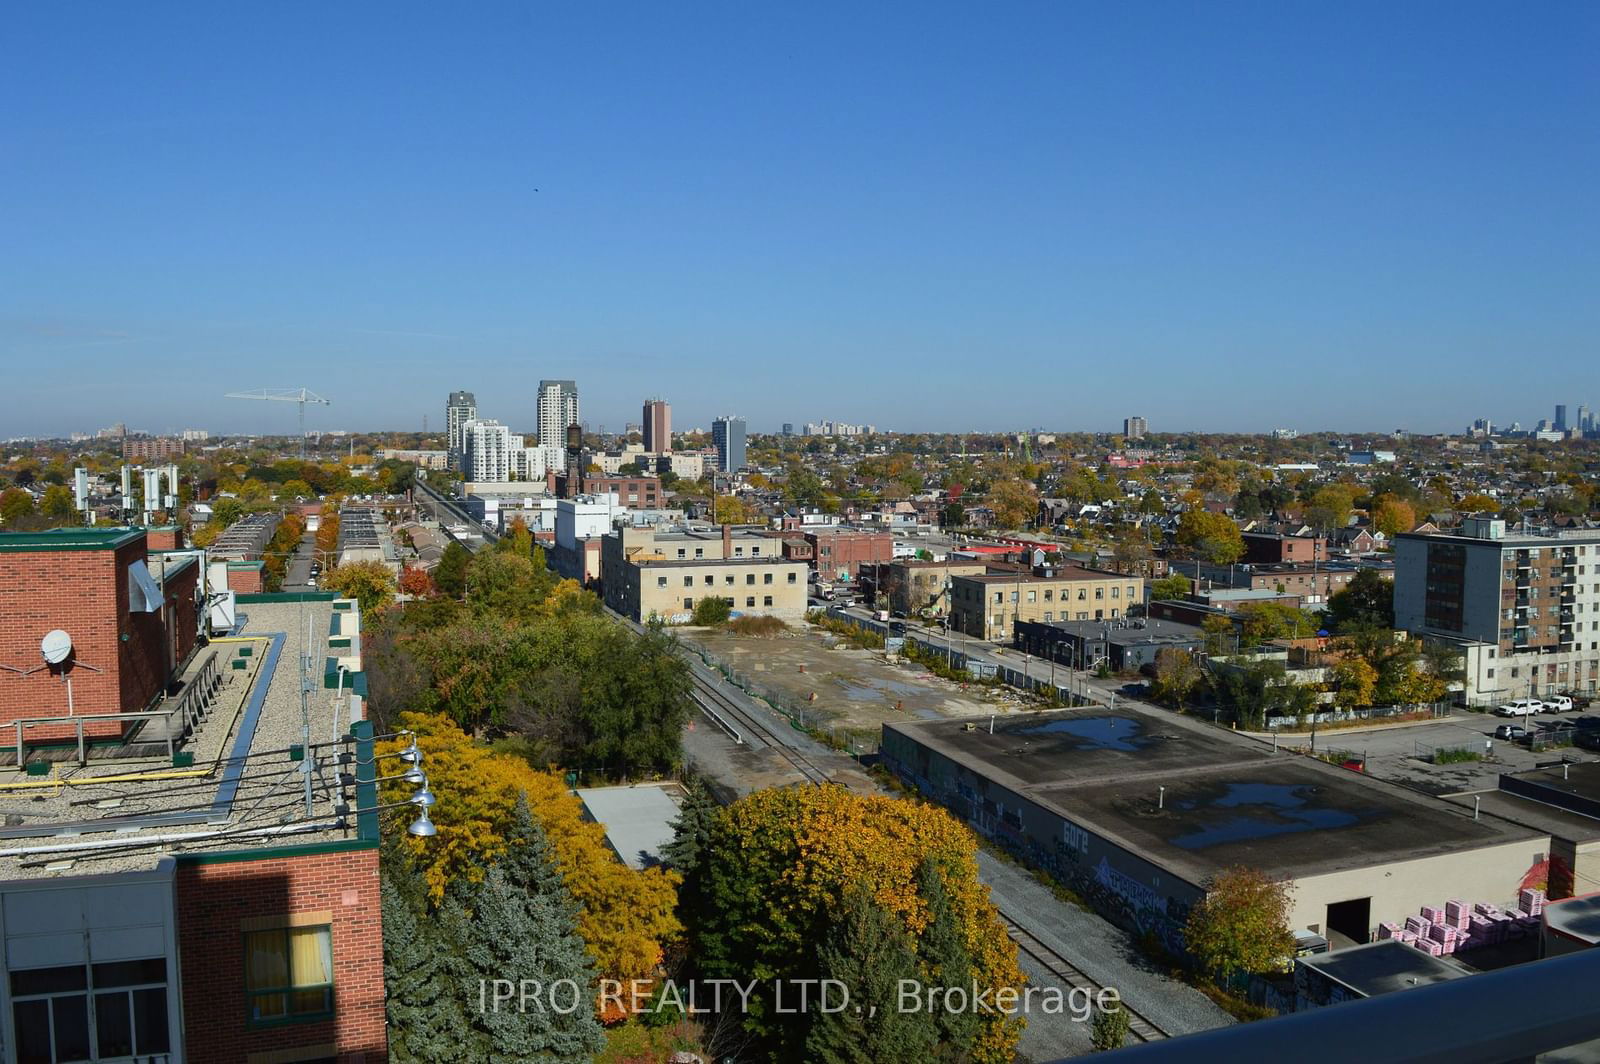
[3,2,1596,437]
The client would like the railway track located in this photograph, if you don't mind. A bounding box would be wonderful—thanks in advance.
[997,911,1168,1043]
[686,668,834,786]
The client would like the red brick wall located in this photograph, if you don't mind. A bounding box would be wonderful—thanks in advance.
[806,531,894,579]
[176,847,387,1064]
[227,566,264,594]
[147,527,185,550]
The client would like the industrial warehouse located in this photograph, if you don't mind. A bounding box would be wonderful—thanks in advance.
[881,706,1547,953]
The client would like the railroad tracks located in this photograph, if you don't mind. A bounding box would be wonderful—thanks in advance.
[997,911,1168,1043]
[686,669,834,786]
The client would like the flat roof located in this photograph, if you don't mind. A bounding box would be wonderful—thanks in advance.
[1018,618,1205,645]
[1299,939,1473,997]
[0,527,144,553]
[958,565,1126,583]
[1544,892,1600,945]
[575,784,682,870]
[885,706,1540,886]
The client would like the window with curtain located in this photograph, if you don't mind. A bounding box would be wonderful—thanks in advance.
[245,925,333,1024]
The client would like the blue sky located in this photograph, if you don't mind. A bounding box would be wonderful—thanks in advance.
[2,2,1595,438]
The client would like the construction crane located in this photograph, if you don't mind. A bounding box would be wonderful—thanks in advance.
[224,388,331,459]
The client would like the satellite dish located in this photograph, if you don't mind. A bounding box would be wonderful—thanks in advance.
[41,630,73,665]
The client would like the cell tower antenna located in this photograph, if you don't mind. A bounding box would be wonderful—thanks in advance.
[224,388,331,459]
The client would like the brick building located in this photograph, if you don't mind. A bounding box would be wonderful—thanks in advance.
[578,474,662,508]
[0,528,201,745]
[805,529,894,582]
[1243,531,1328,564]
[950,564,1144,641]
[121,437,186,462]
[0,581,391,1064]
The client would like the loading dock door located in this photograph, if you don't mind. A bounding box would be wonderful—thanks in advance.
[1325,897,1372,946]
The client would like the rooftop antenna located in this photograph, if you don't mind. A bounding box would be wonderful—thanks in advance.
[224,388,331,459]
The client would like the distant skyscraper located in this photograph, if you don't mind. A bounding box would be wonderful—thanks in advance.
[536,380,579,450]
[712,416,747,473]
[1580,405,1591,433]
[782,423,795,436]
[446,390,476,470]
[1555,404,1568,431]
[1123,416,1148,440]
[643,398,672,453]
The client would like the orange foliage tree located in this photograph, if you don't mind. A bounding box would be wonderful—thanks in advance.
[398,565,433,597]
[381,713,681,989]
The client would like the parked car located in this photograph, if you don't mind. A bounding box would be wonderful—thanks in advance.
[1546,695,1575,712]
[1496,699,1545,717]
[1493,723,1528,741]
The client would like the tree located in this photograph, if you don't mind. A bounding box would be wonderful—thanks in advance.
[1183,867,1295,987]
[434,541,470,597]
[1111,528,1152,576]
[915,857,981,1054]
[1090,1001,1131,1052]
[1305,483,1356,532]
[1176,510,1244,565]
[1149,574,1192,601]
[1458,493,1498,514]
[382,714,682,986]
[496,516,533,556]
[324,560,397,612]
[804,887,939,1063]
[691,595,731,626]
[383,852,476,1063]
[712,494,755,524]
[1325,569,1394,633]
[1150,648,1202,707]
[661,776,718,884]
[987,477,1039,530]
[40,484,77,525]
[1370,495,1416,539]
[0,487,35,525]
[1235,601,1317,647]
[1330,655,1378,711]
[399,566,434,597]
[688,785,1024,1064]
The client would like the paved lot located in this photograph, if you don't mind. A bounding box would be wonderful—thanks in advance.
[1277,714,1596,794]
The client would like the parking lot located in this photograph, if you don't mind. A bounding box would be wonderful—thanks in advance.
[1299,712,1598,795]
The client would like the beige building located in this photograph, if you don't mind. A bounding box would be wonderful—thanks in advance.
[602,525,809,623]
[951,564,1143,641]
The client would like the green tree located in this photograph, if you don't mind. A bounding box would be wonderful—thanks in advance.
[40,484,77,526]
[1149,573,1192,601]
[1305,483,1356,532]
[661,776,718,882]
[1325,569,1394,633]
[324,560,397,612]
[691,595,731,627]
[1090,1001,1131,1052]
[1184,867,1295,987]
[987,477,1039,530]
[1150,648,1202,707]
[382,853,476,1063]
[465,550,557,622]
[0,487,36,525]
[434,541,470,597]
[1176,510,1244,565]
[1330,655,1378,711]
[916,857,981,1055]
[805,887,939,1064]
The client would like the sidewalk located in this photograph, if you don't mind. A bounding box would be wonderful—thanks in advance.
[1240,712,1470,742]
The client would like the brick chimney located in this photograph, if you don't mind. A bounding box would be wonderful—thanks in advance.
[722,523,732,559]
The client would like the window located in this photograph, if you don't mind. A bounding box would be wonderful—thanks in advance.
[764,595,773,606]
[746,574,756,585]
[764,573,773,585]
[1111,587,1120,599]
[12,959,171,1063]
[1077,589,1086,600]
[1095,588,1104,600]
[1126,586,1137,600]
[735,546,744,556]
[1094,609,1104,620]
[694,548,704,558]
[657,577,667,588]
[1111,609,1120,619]
[1026,590,1036,603]
[994,592,1003,604]
[1044,589,1053,601]
[746,596,756,607]
[1044,611,1053,621]
[245,925,333,1025]
[684,576,693,587]
[787,573,797,584]
[1487,668,1495,679]
[684,598,693,610]
[1009,591,1018,603]
[676,549,686,559]
[724,575,734,585]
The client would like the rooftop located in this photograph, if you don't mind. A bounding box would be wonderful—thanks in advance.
[886,706,1539,887]
[958,564,1125,584]
[0,527,145,553]
[1298,939,1473,998]
[1018,617,1205,646]
[575,783,682,870]
[1544,892,1600,946]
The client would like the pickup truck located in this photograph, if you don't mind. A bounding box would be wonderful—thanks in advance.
[1496,699,1545,717]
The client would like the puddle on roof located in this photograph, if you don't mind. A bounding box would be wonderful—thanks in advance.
[1013,716,1145,752]
[1168,783,1361,849]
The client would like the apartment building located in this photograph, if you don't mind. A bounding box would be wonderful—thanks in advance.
[950,564,1144,642]
[1395,518,1600,703]
[121,437,185,462]
[859,559,989,618]
[536,380,579,450]
[643,398,671,453]
[601,525,808,622]
[446,389,476,470]
[712,417,746,473]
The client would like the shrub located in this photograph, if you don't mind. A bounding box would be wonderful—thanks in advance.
[728,615,786,637]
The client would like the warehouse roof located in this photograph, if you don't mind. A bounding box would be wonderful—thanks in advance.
[1298,939,1473,998]
[885,706,1539,887]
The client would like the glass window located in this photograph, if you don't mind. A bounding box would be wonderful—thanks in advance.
[684,598,693,610]
[735,546,744,556]
[704,575,714,586]
[746,574,755,585]
[724,575,734,585]
[657,577,667,588]
[695,548,704,558]
[1111,587,1120,599]
[752,546,761,556]
[684,576,693,587]
[764,596,773,606]
[764,573,773,585]
[746,597,756,607]
[245,925,333,1025]
[788,573,797,584]
[11,959,170,1061]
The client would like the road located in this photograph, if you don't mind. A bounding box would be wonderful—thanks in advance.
[281,529,317,590]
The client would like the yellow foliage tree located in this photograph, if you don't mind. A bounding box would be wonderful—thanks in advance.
[695,785,1025,1063]
[381,713,681,986]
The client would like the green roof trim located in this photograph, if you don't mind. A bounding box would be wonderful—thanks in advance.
[173,837,379,866]
[225,560,265,570]
[0,527,145,553]
[235,591,338,603]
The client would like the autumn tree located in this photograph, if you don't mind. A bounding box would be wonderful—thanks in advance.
[1175,510,1244,565]
[1149,573,1192,601]
[1305,483,1357,532]
[1090,1000,1131,1052]
[691,595,732,626]
[1150,648,1202,707]
[324,560,397,612]
[987,477,1039,530]
[1371,495,1416,539]
[40,484,77,526]
[399,566,434,597]
[496,516,533,556]
[381,714,682,987]
[0,487,35,525]
[1183,867,1295,987]
[1330,655,1378,711]
[686,785,1024,1063]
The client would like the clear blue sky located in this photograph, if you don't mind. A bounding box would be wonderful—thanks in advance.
[2,2,1595,438]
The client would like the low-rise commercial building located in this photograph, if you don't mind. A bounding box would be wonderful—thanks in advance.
[859,559,989,618]
[1014,616,1205,672]
[805,529,894,582]
[601,525,808,622]
[950,565,1143,641]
